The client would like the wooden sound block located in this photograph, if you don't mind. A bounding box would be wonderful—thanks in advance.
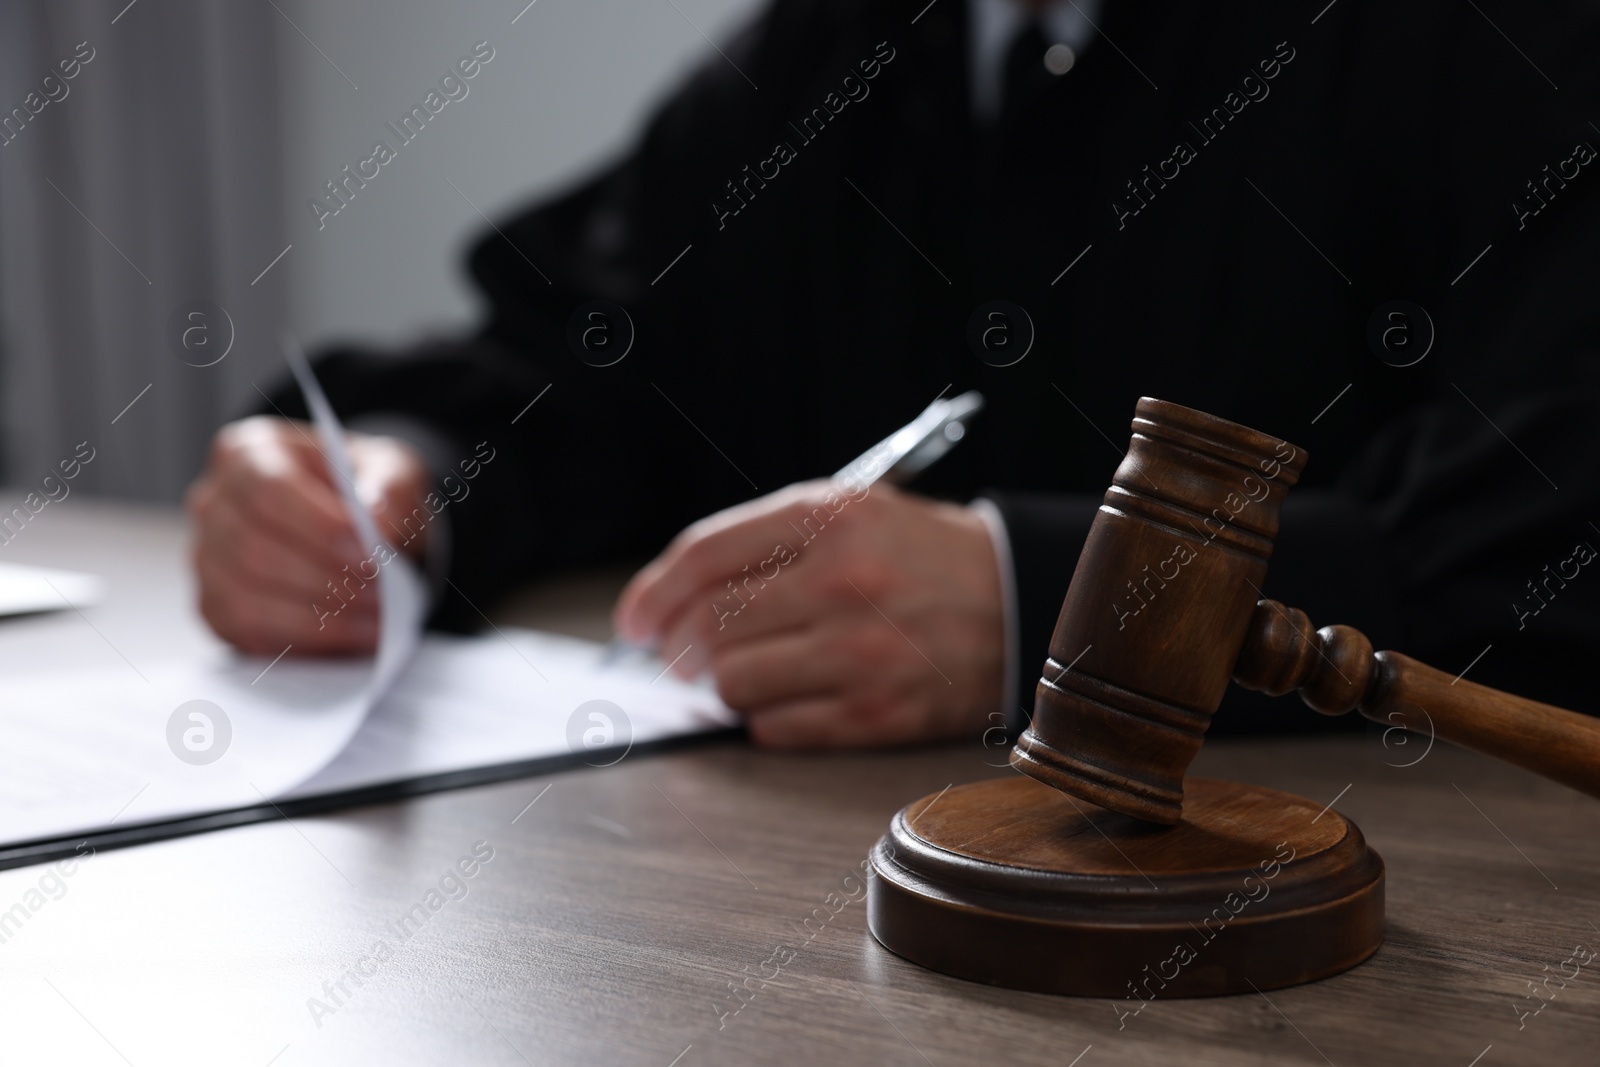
[866,776,1384,997]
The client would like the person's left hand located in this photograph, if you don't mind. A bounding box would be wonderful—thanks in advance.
[612,480,1004,748]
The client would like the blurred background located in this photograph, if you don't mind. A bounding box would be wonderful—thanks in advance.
[0,0,760,501]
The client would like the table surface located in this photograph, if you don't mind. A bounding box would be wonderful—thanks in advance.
[0,498,1597,1066]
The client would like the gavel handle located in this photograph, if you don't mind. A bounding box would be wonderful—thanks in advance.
[1233,600,1600,799]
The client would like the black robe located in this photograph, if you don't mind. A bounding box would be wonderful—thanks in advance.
[271,0,1600,732]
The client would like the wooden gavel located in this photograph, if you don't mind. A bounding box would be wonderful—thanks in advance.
[1012,397,1600,824]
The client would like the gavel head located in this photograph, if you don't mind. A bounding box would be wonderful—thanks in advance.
[1011,398,1307,825]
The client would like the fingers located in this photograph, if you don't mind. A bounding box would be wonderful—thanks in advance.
[195,546,378,655]
[657,577,822,680]
[743,698,851,748]
[197,484,377,612]
[210,418,364,572]
[188,416,429,655]
[615,482,846,642]
[708,627,837,710]
[612,478,1004,751]
[352,435,432,562]
[706,622,938,749]
[743,696,919,749]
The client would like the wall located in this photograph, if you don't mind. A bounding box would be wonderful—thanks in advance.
[280,0,761,350]
[0,0,761,501]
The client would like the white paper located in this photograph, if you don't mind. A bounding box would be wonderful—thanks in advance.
[0,628,734,845]
[0,345,729,850]
[0,654,386,842]
[282,335,429,709]
[0,343,429,841]
[0,562,103,616]
[289,629,736,797]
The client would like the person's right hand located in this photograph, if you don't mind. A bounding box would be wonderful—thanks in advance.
[186,416,430,656]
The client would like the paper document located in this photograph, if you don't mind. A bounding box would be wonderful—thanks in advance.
[0,628,732,847]
[0,339,429,844]
[283,334,430,706]
[291,630,732,797]
[0,345,733,861]
[0,562,103,616]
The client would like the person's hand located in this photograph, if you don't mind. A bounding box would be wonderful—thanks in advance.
[186,416,429,656]
[613,480,1004,748]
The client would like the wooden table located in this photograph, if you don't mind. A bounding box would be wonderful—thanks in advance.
[0,499,1596,1066]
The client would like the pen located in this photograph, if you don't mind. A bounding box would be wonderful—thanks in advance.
[601,390,985,665]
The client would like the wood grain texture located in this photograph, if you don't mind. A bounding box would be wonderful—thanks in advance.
[1015,398,1600,838]
[1235,598,1600,801]
[1,506,1597,1064]
[0,735,1596,1066]
[868,776,1384,996]
[1014,398,1309,825]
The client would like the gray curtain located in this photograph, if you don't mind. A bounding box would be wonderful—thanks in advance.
[0,0,288,501]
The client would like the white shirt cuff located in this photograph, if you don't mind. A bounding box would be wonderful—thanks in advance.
[969,496,1023,731]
